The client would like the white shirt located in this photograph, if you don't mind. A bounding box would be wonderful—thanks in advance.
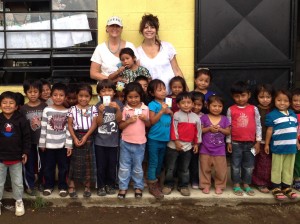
[90,41,139,76]
[137,41,176,93]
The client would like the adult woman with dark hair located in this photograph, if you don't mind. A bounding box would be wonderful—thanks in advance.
[90,16,139,82]
[137,14,184,93]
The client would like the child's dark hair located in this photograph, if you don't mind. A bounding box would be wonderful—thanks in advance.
[0,91,17,104]
[255,84,274,99]
[15,92,25,107]
[134,75,148,83]
[230,81,251,94]
[124,82,144,103]
[23,79,43,94]
[147,79,165,100]
[169,76,187,93]
[77,83,93,97]
[66,84,78,95]
[194,68,212,80]
[176,91,193,104]
[274,89,292,103]
[119,47,136,60]
[191,91,205,105]
[207,95,224,107]
[291,88,300,97]
[96,79,116,94]
[51,83,67,96]
[40,78,51,89]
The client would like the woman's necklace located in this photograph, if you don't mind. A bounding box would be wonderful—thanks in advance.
[108,40,121,54]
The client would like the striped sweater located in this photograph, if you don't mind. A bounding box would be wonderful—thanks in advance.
[39,106,73,149]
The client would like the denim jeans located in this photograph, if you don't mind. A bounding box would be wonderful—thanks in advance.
[147,138,168,181]
[44,148,68,190]
[0,162,23,201]
[118,140,145,190]
[231,141,255,185]
[164,147,192,188]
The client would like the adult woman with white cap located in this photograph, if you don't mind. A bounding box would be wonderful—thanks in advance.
[90,16,139,82]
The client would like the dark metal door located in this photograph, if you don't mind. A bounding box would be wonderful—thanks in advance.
[195,0,297,108]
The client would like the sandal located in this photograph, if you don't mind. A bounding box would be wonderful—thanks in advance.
[233,186,244,196]
[282,188,298,199]
[68,187,78,198]
[243,186,255,196]
[43,189,53,196]
[83,187,92,198]
[117,190,127,199]
[257,186,270,193]
[272,188,287,201]
[134,188,143,198]
[59,189,68,197]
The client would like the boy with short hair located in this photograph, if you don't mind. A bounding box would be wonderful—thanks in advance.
[0,91,31,216]
[39,83,72,197]
[226,81,262,196]
[20,79,48,196]
[162,92,202,196]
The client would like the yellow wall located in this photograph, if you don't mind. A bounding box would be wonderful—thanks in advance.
[98,0,195,89]
[0,0,195,95]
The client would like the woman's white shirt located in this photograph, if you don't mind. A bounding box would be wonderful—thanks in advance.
[137,41,176,93]
[90,41,139,76]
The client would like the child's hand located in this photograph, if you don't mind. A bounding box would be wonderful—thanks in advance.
[79,136,88,146]
[67,148,72,157]
[193,144,199,154]
[127,115,138,124]
[227,143,232,153]
[175,140,183,151]
[98,104,105,114]
[264,145,270,154]
[118,65,126,73]
[74,137,81,147]
[138,114,148,122]
[22,154,27,164]
[210,125,219,133]
[109,102,120,110]
[254,142,260,154]
[161,103,169,113]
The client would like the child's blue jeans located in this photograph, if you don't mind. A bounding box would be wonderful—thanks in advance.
[0,162,23,201]
[147,138,168,181]
[231,141,255,185]
[118,140,145,190]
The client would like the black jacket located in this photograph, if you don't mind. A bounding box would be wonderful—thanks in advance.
[0,111,31,161]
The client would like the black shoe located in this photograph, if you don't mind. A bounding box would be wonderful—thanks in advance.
[105,185,116,195]
[97,187,106,196]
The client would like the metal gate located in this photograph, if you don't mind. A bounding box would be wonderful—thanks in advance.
[195,0,297,108]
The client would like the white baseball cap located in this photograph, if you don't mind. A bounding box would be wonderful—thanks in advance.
[106,16,123,27]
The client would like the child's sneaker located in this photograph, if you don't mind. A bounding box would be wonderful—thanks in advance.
[15,200,25,216]
[178,187,190,196]
[97,187,106,196]
[105,185,116,195]
[26,188,37,196]
[162,186,173,195]
[191,183,199,189]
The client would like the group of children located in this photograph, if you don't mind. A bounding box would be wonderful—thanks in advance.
[1,53,300,216]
